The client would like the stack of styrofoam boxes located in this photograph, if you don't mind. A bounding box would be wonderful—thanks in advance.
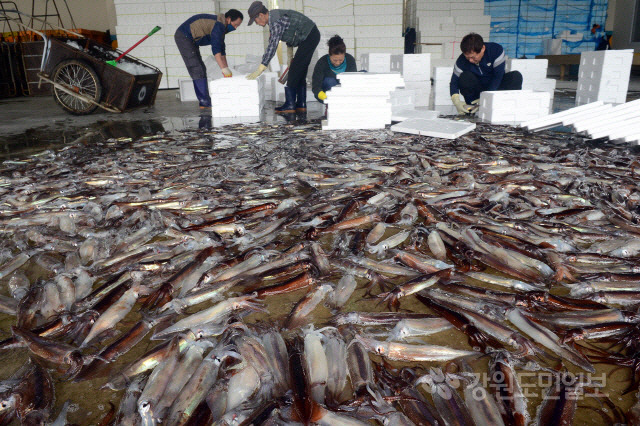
[506,58,556,110]
[575,49,634,106]
[410,0,490,61]
[114,0,171,88]
[432,65,455,114]
[353,0,404,65]
[209,75,265,119]
[323,72,405,130]
[478,90,551,125]
[402,53,430,107]
[445,14,491,59]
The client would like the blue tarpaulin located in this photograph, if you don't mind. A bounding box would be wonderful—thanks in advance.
[485,0,608,58]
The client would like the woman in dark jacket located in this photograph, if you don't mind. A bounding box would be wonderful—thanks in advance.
[312,35,357,103]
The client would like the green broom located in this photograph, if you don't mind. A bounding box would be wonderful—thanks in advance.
[107,26,161,67]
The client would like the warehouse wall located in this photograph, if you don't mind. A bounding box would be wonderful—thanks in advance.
[10,0,117,34]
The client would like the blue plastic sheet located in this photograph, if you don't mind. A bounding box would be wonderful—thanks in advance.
[485,0,608,58]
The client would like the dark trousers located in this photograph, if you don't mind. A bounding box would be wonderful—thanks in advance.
[287,25,320,89]
[322,76,339,92]
[459,70,523,104]
[174,30,206,80]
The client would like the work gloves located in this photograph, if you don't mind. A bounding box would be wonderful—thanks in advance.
[246,64,267,80]
[221,67,232,78]
[317,91,327,101]
[451,93,478,115]
[287,46,294,67]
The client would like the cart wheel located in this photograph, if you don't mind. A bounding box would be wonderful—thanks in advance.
[52,59,102,115]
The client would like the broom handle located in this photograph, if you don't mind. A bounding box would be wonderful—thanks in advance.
[114,26,161,62]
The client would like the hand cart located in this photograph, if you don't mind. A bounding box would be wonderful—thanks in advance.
[2,9,162,115]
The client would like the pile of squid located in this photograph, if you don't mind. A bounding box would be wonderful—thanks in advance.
[1,120,640,425]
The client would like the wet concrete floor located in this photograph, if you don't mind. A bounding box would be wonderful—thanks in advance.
[1,79,639,160]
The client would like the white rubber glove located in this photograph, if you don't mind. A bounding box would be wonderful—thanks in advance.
[246,64,267,80]
[451,93,473,115]
[221,67,232,78]
[287,46,294,67]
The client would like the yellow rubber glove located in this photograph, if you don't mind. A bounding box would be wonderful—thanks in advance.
[287,46,294,67]
[469,98,479,113]
[221,67,232,78]
[318,91,327,101]
[246,64,267,80]
[451,93,473,115]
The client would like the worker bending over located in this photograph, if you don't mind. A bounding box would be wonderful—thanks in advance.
[312,35,357,103]
[450,32,522,115]
[246,1,320,113]
[175,10,243,108]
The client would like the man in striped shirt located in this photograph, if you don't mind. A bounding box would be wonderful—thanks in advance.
[246,1,320,114]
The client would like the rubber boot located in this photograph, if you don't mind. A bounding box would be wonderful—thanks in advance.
[193,78,211,108]
[275,86,296,113]
[295,85,307,112]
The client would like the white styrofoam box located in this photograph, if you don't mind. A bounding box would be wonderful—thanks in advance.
[356,37,404,50]
[354,4,402,16]
[478,90,551,125]
[506,59,548,77]
[433,104,458,115]
[115,26,167,47]
[179,78,197,102]
[522,78,556,95]
[391,54,403,72]
[210,76,265,117]
[455,25,490,40]
[451,1,484,9]
[304,2,353,16]
[576,49,634,106]
[390,89,416,108]
[453,15,491,26]
[392,108,439,121]
[354,14,402,27]
[417,44,444,58]
[313,15,355,26]
[391,118,476,139]
[433,66,454,81]
[360,53,391,73]
[403,53,430,82]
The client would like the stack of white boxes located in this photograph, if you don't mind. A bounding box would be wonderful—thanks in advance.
[506,58,556,108]
[354,0,404,62]
[402,53,431,107]
[575,49,634,106]
[209,75,265,119]
[432,66,455,114]
[478,90,551,125]
[323,72,405,130]
[408,0,490,60]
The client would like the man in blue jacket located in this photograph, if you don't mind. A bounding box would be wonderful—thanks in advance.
[449,33,522,115]
[175,10,243,108]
